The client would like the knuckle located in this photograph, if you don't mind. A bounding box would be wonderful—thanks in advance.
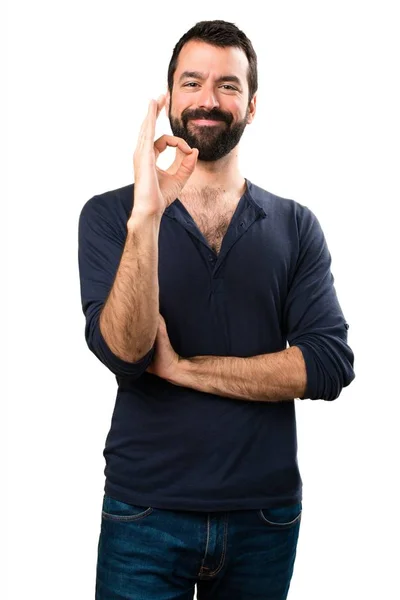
[154,135,167,145]
[177,137,190,148]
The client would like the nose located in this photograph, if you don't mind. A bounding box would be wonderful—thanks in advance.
[197,85,220,110]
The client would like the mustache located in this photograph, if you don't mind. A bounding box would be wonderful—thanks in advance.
[182,108,233,126]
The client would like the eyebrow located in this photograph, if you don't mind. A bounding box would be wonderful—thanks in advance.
[178,71,242,87]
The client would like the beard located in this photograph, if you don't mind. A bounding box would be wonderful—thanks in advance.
[168,103,249,162]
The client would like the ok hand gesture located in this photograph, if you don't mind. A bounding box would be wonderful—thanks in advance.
[132,95,198,217]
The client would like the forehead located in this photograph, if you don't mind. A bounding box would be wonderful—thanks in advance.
[174,40,249,85]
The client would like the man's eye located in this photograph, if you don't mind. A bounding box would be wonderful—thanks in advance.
[183,82,237,91]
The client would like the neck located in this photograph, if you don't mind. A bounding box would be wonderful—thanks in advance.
[168,147,246,198]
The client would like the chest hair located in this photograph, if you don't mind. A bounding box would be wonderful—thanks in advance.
[180,186,239,255]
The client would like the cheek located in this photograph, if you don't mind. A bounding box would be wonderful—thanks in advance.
[170,92,189,111]
[170,103,186,121]
[225,99,244,117]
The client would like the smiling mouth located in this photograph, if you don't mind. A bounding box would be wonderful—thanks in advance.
[190,119,224,126]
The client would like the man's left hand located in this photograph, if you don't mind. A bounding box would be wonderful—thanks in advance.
[146,314,181,381]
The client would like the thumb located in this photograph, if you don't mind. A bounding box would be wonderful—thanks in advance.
[174,148,199,187]
[157,313,168,336]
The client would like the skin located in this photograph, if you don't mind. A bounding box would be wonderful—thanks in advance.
[146,314,307,402]
[165,40,257,199]
[99,95,199,363]
[145,41,307,402]
[132,95,199,216]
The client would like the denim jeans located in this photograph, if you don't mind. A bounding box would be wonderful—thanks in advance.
[95,494,302,600]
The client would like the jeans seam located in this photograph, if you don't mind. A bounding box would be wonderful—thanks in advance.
[198,514,211,575]
[101,507,154,521]
[207,512,229,576]
[258,508,302,527]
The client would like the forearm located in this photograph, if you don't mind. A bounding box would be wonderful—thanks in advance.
[100,209,161,362]
[172,346,307,402]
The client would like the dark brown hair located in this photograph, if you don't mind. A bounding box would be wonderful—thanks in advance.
[167,20,258,104]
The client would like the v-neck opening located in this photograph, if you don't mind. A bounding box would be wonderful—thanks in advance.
[173,178,252,235]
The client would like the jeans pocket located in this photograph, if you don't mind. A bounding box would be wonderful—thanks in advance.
[101,494,153,522]
[258,502,302,529]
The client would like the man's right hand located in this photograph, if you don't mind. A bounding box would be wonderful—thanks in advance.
[131,95,199,218]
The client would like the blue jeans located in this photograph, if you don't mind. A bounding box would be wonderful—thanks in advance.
[95,494,302,599]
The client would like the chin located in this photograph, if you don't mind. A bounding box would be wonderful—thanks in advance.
[197,151,230,162]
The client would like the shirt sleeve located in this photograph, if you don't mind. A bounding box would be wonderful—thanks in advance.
[284,204,355,400]
[77,195,154,378]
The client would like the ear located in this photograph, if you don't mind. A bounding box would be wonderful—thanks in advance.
[247,93,257,124]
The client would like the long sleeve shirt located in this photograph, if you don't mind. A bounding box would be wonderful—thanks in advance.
[77,178,355,510]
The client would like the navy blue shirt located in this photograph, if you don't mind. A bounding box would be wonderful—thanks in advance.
[78,179,355,510]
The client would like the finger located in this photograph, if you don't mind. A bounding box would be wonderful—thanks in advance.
[154,135,192,159]
[143,99,158,143]
[173,148,199,188]
[136,96,166,156]
[136,99,158,150]
[135,102,154,160]
[156,94,166,118]
[146,95,166,138]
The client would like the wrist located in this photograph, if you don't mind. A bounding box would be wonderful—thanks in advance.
[169,357,191,387]
[127,208,163,231]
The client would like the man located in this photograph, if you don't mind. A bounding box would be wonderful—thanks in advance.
[78,20,355,600]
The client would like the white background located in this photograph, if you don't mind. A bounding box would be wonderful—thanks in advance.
[6,1,399,598]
